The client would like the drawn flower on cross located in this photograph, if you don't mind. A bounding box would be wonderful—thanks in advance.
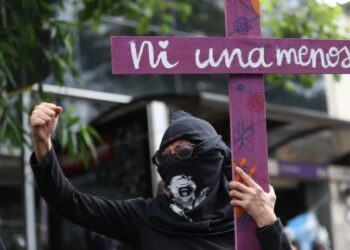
[236,83,245,92]
[233,0,260,35]
[234,17,252,35]
[246,92,265,113]
[233,119,255,154]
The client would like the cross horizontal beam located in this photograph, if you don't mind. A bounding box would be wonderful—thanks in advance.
[111,36,350,74]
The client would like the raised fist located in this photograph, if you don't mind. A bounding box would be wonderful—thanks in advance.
[30,102,62,162]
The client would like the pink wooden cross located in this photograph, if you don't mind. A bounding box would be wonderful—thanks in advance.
[111,1,350,249]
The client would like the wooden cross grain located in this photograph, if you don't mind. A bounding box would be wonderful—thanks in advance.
[110,0,350,249]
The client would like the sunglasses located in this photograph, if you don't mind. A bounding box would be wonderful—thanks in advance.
[152,141,196,166]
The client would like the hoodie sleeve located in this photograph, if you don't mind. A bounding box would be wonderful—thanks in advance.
[30,148,137,244]
[256,218,292,250]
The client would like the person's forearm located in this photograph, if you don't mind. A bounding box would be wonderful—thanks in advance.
[30,149,134,242]
[256,218,292,250]
[33,138,52,163]
[255,210,277,228]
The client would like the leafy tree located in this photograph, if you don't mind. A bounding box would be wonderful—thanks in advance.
[261,0,346,90]
[0,0,191,161]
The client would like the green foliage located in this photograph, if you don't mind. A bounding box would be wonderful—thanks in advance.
[0,94,25,150]
[0,0,191,163]
[78,0,192,34]
[0,0,87,161]
[56,106,102,166]
[261,0,347,90]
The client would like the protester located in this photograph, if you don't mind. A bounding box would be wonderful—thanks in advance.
[30,102,292,250]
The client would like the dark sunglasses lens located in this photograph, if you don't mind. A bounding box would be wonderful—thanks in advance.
[175,143,194,159]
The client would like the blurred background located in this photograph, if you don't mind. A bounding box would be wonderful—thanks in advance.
[1,0,350,249]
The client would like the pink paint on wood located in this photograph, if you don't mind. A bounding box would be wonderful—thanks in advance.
[111,36,350,74]
[225,0,267,250]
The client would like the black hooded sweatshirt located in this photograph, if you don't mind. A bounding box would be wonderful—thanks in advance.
[30,111,291,250]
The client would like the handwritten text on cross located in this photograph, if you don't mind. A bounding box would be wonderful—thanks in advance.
[111,37,350,74]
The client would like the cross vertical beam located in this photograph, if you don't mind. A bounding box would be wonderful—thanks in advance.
[225,1,269,250]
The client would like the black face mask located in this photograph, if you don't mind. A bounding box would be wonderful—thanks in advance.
[159,148,224,221]
[155,111,232,222]
[130,110,233,235]
[159,146,224,185]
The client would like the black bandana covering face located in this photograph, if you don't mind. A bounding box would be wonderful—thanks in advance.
[130,110,234,236]
[157,111,232,223]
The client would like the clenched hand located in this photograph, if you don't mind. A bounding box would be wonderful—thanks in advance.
[30,102,62,163]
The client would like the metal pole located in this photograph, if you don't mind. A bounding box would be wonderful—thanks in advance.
[22,92,37,250]
[31,83,132,104]
[146,101,169,196]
